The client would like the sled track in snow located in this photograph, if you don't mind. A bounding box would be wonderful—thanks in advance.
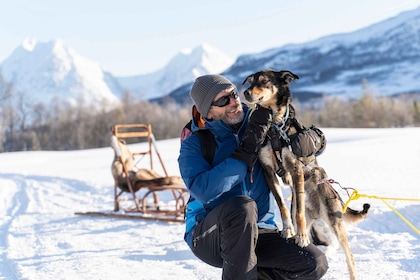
[0,174,31,279]
[0,174,102,279]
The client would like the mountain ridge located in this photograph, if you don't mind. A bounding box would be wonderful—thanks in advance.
[220,6,420,98]
[0,40,234,108]
[0,39,122,110]
[1,6,419,109]
[117,42,234,100]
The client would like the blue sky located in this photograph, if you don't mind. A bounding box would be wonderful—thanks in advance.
[1,0,419,76]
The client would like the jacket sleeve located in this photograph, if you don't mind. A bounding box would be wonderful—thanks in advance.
[178,134,248,205]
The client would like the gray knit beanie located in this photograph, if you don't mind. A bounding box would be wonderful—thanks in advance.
[189,74,235,117]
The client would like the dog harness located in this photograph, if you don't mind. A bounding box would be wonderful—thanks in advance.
[267,104,325,175]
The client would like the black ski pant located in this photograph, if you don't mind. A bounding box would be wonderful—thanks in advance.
[191,196,328,280]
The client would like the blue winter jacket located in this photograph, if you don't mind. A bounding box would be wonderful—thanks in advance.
[178,104,277,249]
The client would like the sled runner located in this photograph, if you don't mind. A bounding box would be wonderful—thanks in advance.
[75,124,188,223]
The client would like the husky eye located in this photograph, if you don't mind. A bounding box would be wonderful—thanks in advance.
[257,75,270,86]
[261,79,269,85]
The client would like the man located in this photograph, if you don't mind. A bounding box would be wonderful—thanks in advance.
[178,74,328,279]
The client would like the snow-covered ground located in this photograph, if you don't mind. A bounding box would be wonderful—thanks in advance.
[1,128,419,279]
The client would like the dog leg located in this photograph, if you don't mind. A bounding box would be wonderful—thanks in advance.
[260,146,295,238]
[317,175,359,280]
[263,169,295,238]
[334,222,358,280]
[281,148,310,247]
[293,165,310,247]
[310,220,340,255]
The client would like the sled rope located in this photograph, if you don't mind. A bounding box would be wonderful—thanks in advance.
[343,189,420,235]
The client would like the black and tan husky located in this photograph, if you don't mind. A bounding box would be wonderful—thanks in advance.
[243,69,370,280]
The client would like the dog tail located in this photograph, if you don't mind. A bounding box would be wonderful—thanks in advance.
[343,203,370,224]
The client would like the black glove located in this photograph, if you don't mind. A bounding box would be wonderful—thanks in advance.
[230,105,273,171]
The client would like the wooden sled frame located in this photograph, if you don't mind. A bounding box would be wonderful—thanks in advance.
[112,124,188,222]
[76,124,188,223]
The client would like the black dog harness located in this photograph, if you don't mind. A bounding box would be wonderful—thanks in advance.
[267,105,320,176]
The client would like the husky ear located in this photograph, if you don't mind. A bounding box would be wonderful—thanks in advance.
[278,70,299,85]
[242,74,255,85]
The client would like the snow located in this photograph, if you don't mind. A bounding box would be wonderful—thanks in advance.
[1,128,420,279]
[0,39,121,110]
[117,43,234,100]
[278,6,420,53]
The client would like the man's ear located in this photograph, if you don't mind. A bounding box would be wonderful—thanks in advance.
[206,110,214,120]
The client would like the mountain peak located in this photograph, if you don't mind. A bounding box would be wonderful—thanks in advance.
[118,42,234,100]
[199,42,223,53]
[22,38,37,52]
[19,38,68,56]
[179,42,220,55]
[0,39,121,110]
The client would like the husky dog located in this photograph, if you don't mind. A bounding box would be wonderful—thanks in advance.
[243,69,369,280]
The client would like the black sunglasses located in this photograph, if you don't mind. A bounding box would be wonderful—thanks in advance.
[211,90,239,107]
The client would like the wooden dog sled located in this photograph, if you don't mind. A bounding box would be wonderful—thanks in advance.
[75,124,188,223]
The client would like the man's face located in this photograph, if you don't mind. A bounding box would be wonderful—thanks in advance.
[207,87,244,125]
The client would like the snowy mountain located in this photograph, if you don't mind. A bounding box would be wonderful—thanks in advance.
[168,6,420,103]
[1,7,419,108]
[0,40,233,108]
[0,39,122,110]
[117,43,234,100]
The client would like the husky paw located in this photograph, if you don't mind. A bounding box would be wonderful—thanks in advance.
[281,227,296,239]
[295,233,310,248]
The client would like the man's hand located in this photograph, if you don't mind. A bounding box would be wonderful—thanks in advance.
[230,105,272,171]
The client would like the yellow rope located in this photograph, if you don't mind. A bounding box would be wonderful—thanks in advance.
[380,199,420,235]
[342,189,420,235]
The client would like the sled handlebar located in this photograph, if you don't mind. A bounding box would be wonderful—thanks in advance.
[111,135,122,157]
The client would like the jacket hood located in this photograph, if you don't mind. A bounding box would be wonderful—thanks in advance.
[191,105,206,131]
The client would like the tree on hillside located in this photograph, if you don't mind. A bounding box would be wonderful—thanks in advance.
[1,89,419,152]
[413,100,420,126]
